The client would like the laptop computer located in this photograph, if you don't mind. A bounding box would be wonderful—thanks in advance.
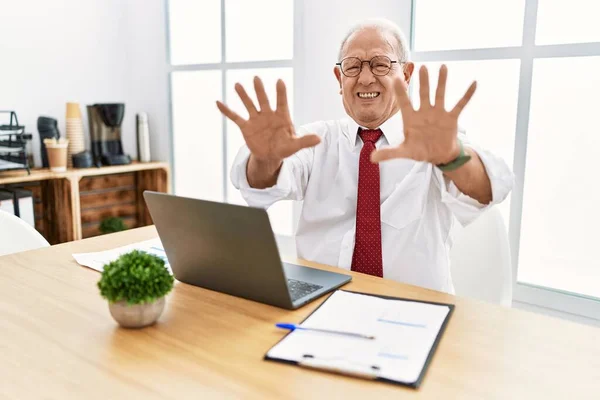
[143,191,351,309]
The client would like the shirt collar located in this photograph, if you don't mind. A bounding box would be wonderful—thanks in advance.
[344,112,404,147]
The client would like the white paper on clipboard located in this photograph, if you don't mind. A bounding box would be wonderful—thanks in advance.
[266,290,452,386]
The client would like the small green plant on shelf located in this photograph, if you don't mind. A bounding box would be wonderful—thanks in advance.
[97,250,174,328]
[99,216,127,234]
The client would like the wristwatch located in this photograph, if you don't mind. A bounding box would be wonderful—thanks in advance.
[436,139,472,172]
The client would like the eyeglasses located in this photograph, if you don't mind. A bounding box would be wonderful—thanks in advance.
[336,56,400,77]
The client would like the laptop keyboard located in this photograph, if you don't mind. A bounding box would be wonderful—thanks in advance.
[287,279,323,302]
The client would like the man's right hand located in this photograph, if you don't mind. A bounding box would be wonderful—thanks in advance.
[217,77,320,188]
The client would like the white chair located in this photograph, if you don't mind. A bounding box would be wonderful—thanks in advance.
[275,234,298,258]
[0,209,50,257]
[449,207,512,306]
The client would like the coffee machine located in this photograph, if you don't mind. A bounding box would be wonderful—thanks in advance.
[87,103,131,166]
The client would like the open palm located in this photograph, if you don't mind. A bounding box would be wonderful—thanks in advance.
[216,77,320,164]
[371,65,476,165]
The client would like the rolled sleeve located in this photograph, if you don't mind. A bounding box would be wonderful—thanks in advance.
[436,133,514,226]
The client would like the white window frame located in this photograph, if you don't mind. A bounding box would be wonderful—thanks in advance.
[165,0,302,234]
[410,0,600,320]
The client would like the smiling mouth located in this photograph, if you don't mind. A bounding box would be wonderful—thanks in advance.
[357,92,380,99]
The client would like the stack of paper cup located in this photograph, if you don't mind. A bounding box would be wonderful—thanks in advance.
[65,102,86,168]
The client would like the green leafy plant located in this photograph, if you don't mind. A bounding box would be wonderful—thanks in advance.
[99,217,127,234]
[97,250,174,305]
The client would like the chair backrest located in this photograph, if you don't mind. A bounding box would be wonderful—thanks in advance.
[449,207,512,306]
[0,209,50,257]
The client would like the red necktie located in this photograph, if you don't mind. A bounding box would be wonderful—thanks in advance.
[351,128,383,277]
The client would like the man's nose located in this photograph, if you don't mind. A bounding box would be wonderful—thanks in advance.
[357,63,376,85]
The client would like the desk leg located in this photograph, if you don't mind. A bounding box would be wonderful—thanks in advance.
[68,176,82,241]
[164,166,172,194]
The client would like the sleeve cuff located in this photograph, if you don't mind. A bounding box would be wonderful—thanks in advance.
[437,140,514,226]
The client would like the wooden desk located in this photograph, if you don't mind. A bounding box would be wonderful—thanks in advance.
[1,227,599,399]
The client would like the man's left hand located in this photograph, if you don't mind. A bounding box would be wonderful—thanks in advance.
[371,65,476,165]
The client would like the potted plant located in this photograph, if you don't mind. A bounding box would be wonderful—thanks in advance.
[97,250,174,328]
[99,216,127,235]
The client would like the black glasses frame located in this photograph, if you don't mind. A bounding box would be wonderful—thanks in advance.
[335,56,401,77]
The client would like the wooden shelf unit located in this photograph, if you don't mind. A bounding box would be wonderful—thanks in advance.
[0,162,170,244]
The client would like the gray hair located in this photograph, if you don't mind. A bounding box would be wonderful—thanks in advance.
[337,18,410,63]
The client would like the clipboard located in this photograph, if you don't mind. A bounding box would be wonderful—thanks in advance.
[264,290,454,388]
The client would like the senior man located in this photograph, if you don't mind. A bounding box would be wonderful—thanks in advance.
[216,18,513,293]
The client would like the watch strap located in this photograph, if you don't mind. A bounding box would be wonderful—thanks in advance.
[436,139,472,172]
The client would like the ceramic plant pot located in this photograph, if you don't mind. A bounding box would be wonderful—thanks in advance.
[108,297,165,328]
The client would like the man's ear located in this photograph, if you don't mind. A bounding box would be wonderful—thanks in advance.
[403,62,415,85]
[334,66,342,94]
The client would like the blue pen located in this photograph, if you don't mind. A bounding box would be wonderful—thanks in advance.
[276,323,376,340]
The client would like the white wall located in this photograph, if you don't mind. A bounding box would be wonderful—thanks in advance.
[123,0,170,164]
[295,0,413,126]
[0,0,170,167]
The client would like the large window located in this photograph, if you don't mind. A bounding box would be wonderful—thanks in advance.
[167,0,295,235]
[412,0,600,318]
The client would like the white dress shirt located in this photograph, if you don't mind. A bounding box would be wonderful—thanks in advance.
[230,114,514,293]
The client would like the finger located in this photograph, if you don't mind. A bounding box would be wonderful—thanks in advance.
[235,83,258,115]
[253,76,271,112]
[216,101,245,127]
[281,134,321,156]
[451,81,477,116]
[275,79,290,114]
[370,144,412,163]
[419,65,431,109]
[393,77,412,112]
[292,134,321,152]
[435,64,448,108]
